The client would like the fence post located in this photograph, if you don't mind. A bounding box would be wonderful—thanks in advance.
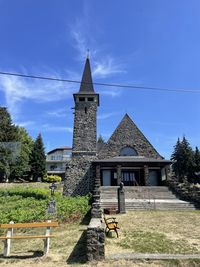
[4,221,14,257]
[44,220,51,254]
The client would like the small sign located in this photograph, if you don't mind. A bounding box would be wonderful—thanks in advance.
[47,200,56,214]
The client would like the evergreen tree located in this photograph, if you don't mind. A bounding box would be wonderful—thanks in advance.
[0,107,17,142]
[181,136,195,182]
[97,135,105,144]
[171,136,195,182]
[171,138,183,181]
[30,133,46,181]
[97,135,106,151]
[194,147,200,180]
[11,127,34,180]
[0,107,18,182]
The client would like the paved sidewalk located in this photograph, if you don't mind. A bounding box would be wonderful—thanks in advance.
[107,253,200,260]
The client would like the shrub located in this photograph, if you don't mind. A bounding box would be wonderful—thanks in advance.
[0,187,91,223]
[43,174,62,183]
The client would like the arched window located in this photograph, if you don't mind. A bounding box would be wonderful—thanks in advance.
[119,146,138,156]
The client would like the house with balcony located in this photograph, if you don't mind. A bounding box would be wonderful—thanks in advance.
[46,147,72,180]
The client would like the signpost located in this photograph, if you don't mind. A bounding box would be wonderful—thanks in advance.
[46,182,57,219]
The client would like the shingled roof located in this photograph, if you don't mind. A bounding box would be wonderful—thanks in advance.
[98,113,163,160]
[94,156,171,163]
[79,57,94,93]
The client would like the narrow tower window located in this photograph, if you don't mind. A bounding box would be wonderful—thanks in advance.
[85,107,87,114]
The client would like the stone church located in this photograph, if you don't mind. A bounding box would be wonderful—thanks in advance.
[63,58,171,196]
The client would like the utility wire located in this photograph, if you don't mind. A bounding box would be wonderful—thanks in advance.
[0,71,200,94]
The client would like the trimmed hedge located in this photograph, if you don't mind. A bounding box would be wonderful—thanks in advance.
[43,175,62,183]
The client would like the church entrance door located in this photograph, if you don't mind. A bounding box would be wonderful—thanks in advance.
[148,170,158,186]
[102,170,111,186]
[122,171,139,186]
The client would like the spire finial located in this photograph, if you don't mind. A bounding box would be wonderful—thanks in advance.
[87,49,90,59]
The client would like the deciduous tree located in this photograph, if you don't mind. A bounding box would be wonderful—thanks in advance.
[11,127,34,180]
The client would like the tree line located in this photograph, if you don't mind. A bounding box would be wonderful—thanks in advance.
[0,107,46,182]
[171,136,200,183]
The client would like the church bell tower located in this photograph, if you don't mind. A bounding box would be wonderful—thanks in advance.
[72,57,99,157]
[64,57,99,196]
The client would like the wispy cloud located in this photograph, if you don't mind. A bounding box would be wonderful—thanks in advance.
[0,71,75,120]
[13,120,73,134]
[70,18,126,79]
[93,58,126,78]
[71,29,92,61]
[15,120,35,127]
[97,112,120,120]
[42,124,73,133]
[149,133,179,159]
[147,120,185,127]
[45,107,67,118]
[99,88,122,97]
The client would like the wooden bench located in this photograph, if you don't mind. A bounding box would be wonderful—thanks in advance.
[0,221,58,256]
[104,216,119,238]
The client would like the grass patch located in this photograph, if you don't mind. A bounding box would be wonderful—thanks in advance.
[105,211,200,256]
[120,230,198,254]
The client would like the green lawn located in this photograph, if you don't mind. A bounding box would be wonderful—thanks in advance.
[105,210,200,256]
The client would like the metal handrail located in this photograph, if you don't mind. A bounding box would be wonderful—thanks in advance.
[133,182,156,210]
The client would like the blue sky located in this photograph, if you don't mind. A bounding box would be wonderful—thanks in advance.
[0,0,200,159]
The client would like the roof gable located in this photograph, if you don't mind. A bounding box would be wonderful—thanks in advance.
[98,113,162,159]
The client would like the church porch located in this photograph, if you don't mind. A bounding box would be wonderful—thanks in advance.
[93,157,171,187]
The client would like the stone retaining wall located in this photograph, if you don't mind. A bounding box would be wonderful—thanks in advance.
[87,218,105,261]
[167,178,200,204]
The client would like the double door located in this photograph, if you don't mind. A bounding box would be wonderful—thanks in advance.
[122,171,138,186]
[101,169,141,186]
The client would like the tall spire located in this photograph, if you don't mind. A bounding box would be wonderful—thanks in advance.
[79,57,94,93]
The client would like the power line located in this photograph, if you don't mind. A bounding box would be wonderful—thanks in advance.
[0,71,200,94]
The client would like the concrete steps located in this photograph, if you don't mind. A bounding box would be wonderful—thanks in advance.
[100,186,200,211]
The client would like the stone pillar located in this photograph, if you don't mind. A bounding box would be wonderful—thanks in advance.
[87,218,105,261]
[117,182,126,213]
[117,165,122,186]
[91,165,102,218]
[93,165,101,196]
[144,165,149,186]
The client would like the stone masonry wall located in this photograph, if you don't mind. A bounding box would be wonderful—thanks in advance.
[73,102,97,153]
[87,218,105,261]
[63,155,97,196]
[98,114,162,159]
[167,178,200,204]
